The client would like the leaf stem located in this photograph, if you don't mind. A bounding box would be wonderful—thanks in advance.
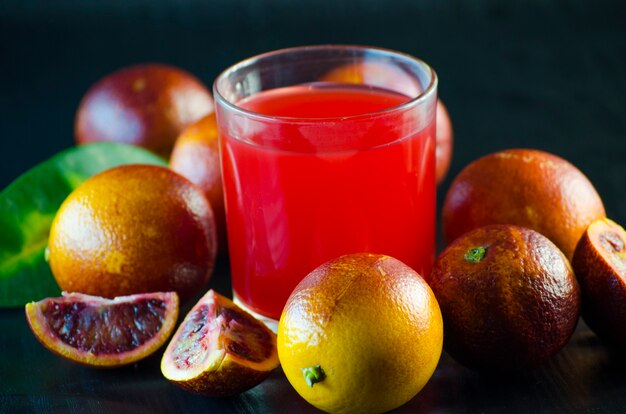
[464,246,487,263]
[302,365,326,387]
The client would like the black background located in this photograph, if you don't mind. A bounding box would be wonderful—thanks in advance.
[2,0,626,413]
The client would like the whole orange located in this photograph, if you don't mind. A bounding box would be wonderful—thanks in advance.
[170,113,226,254]
[442,148,605,259]
[321,61,422,96]
[435,100,453,185]
[75,64,214,157]
[321,61,453,184]
[429,224,580,371]
[277,253,443,414]
[48,164,217,301]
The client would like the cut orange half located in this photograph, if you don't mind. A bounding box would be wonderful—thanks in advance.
[161,289,279,396]
[25,291,179,368]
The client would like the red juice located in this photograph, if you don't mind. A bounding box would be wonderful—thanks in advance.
[219,83,436,320]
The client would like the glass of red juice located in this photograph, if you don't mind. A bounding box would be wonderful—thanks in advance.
[213,45,437,327]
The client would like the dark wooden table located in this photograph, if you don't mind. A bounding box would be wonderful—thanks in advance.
[2,259,626,413]
[2,0,626,412]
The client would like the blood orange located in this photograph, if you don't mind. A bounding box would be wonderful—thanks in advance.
[170,113,227,254]
[75,63,214,157]
[47,164,217,302]
[161,290,279,396]
[442,148,605,259]
[25,291,179,368]
[572,218,626,346]
[321,62,454,185]
[429,224,580,371]
[277,253,443,414]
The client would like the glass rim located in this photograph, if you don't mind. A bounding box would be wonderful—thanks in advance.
[212,44,438,124]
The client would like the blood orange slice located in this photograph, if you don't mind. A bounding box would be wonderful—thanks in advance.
[25,291,179,368]
[161,289,279,396]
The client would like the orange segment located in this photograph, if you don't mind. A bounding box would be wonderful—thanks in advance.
[586,218,626,275]
[25,291,179,368]
[161,290,279,396]
[572,218,626,346]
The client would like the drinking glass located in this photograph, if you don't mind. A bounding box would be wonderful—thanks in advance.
[213,45,437,328]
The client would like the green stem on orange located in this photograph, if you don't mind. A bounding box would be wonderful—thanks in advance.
[464,246,487,263]
[302,365,326,387]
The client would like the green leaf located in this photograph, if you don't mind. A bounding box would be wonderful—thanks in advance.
[0,143,167,307]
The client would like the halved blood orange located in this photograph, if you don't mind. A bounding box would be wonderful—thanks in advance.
[25,291,179,368]
[161,289,279,396]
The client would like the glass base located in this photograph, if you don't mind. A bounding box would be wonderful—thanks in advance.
[233,293,279,333]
